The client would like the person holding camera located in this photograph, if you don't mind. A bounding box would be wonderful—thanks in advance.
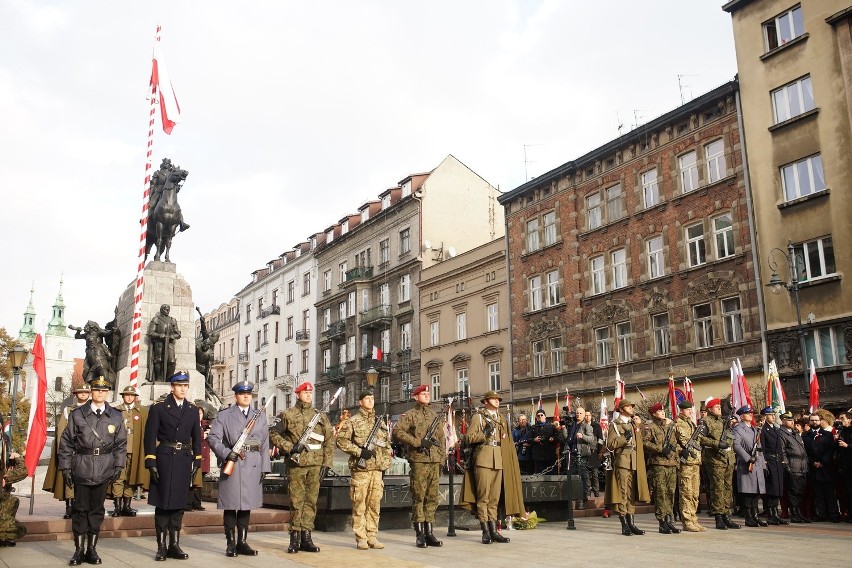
[531,410,557,474]
[512,414,534,475]
[561,407,594,509]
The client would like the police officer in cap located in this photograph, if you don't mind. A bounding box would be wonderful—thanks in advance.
[208,380,270,557]
[144,371,202,561]
[58,377,127,566]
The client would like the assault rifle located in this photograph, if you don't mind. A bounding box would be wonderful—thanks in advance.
[419,403,449,457]
[661,422,677,458]
[679,419,706,463]
[356,416,385,469]
[290,386,344,465]
[222,397,273,477]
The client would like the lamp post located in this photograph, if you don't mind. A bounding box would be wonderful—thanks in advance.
[8,345,29,450]
[766,242,810,384]
[364,366,379,393]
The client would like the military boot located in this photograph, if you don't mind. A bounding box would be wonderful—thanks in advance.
[299,530,320,553]
[479,521,492,544]
[753,507,768,527]
[658,518,672,534]
[722,515,741,529]
[488,520,510,543]
[423,522,443,546]
[69,533,85,566]
[85,534,102,565]
[154,528,167,561]
[665,515,681,534]
[286,531,300,554]
[414,522,427,548]
[790,506,806,523]
[167,530,189,559]
[110,499,122,518]
[769,507,789,525]
[618,515,632,536]
[235,528,258,556]
[626,514,645,535]
[123,497,138,517]
[744,507,759,527]
[225,528,237,557]
[64,499,73,520]
[715,514,728,530]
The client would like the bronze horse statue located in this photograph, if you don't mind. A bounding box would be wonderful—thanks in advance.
[146,162,189,263]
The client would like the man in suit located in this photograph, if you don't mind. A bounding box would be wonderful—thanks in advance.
[804,409,840,522]
[144,371,202,561]
[208,380,270,557]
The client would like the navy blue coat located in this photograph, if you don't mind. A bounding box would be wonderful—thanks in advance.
[804,428,836,483]
[144,395,202,509]
[761,424,786,497]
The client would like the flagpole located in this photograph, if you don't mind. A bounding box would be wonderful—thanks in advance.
[128,24,162,390]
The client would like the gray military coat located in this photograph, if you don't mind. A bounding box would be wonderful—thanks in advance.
[208,405,271,510]
[733,421,766,494]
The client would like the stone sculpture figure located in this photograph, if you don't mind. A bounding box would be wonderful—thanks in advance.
[69,321,116,387]
[103,307,122,374]
[146,158,190,263]
[195,307,221,400]
[147,304,181,383]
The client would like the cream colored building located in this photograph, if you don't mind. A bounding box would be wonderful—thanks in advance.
[418,238,509,406]
[724,0,852,409]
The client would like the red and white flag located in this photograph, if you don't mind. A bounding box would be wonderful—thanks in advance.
[599,397,609,433]
[371,345,383,361]
[809,359,820,413]
[565,389,572,412]
[150,27,181,134]
[667,373,678,420]
[25,335,48,476]
[445,398,458,453]
[612,364,625,421]
[731,359,752,411]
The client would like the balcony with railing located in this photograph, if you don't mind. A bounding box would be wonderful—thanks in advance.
[341,265,373,287]
[323,320,346,339]
[238,352,250,365]
[359,356,391,371]
[359,304,392,328]
[295,329,310,343]
[212,358,226,369]
[322,364,346,382]
[260,305,281,318]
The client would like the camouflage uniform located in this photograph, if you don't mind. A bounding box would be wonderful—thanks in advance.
[269,400,334,531]
[392,403,446,523]
[336,408,391,547]
[674,415,705,531]
[0,458,28,544]
[643,417,678,521]
[701,413,735,515]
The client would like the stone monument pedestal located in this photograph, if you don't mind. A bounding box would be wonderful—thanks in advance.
[113,261,205,406]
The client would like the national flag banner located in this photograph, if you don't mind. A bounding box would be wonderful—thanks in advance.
[809,359,820,413]
[150,27,181,134]
[599,397,609,433]
[444,397,458,453]
[553,397,560,424]
[736,358,753,407]
[565,389,572,413]
[25,334,48,476]
[537,393,543,412]
[666,371,678,420]
[371,345,383,361]
[683,375,695,423]
[612,363,626,421]
[767,359,786,414]
[731,360,752,410]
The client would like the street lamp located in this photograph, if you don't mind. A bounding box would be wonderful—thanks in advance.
[8,345,29,450]
[766,243,810,384]
[365,366,379,393]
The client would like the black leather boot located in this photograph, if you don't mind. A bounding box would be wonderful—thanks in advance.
[64,499,73,520]
[715,514,728,530]
[299,530,319,553]
[770,507,789,525]
[744,507,759,527]
[69,533,85,566]
[488,520,510,543]
[414,522,426,548]
[790,506,806,523]
[225,528,237,557]
[235,527,257,556]
[424,522,443,546]
[155,528,167,561]
[723,514,741,529]
[123,497,138,517]
[618,515,632,536]
[754,507,768,527]
[627,514,645,535]
[167,530,189,559]
[658,518,671,534]
[480,521,491,544]
[110,499,122,518]
[286,531,300,554]
[85,534,102,565]
[665,515,681,534]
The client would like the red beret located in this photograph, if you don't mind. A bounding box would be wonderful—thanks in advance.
[706,398,721,409]
[411,385,428,396]
[294,382,313,393]
[649,402,663,414]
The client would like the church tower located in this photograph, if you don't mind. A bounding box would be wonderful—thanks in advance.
[17,286,37,345]
[44,278,76,396]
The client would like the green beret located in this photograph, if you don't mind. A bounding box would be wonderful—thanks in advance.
[678,400,694,409]
[359,390,375,400]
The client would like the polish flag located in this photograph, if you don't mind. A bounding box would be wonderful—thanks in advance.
[809,359,820,413]
[25,335,48,476]
[371,345,383,361]
[151,27,181,134]
[599,397,609,434]
[612,364,625,421]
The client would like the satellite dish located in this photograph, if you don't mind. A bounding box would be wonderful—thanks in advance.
[447,246,457,258]
[423,239,432,250]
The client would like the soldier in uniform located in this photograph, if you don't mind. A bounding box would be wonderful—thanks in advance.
[760,407,788,525]
[701,398,740,530]
[392,384,446,548]
[674,400,705,532]
[460,391,524,545]
[780,411,809,522]
[208,380,270,557]
[144,371,202,561]
[642,402,680,534]
[269,382,333,554]
[44,383,90,519]
[0,447,29,546]
[336,391,392,550]
[733,405,768,527]
[58,377,127,565]
[605,399,649,536]
[110,386,148,518]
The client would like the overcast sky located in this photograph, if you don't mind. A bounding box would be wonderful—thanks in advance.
[0,1,737,357]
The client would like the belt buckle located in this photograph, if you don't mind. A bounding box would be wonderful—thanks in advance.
[93,448,100,456]
[175,442,183,450]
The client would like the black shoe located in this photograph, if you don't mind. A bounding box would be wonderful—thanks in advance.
[658,519,671,534]
[167,530,189,560]
[414,522,427,548]
[225,528,237,557]
[723,515,741,529]
[69,534,85,566]
[85,534,102,565]
[424,522,443,547]
[110,499,122,518]
[627,514,645,535]
[286,531,300,554]
[715,514,728,530]
[64,500,73,520]
[665,515,681,534]
[299,530,320,553]
[618,515,632,536]
[235,528,258,556]
[487,520,510,543]
[155,529,167,561]
[480,521,492,544]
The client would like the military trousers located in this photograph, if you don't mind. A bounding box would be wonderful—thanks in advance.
[288,465,321,531]
[612,466,636,516]
[678,464,700,528]
[111,453,137,498]
[784,471,806,508]
[708,458,735,514]
[474,466,503,521]
[409,462,440,522]
[350,470,383,541]
[71,482,109,536]
[650,464,676,520]
[0,494,26,542]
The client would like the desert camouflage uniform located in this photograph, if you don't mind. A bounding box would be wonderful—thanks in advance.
[675,415,704,531]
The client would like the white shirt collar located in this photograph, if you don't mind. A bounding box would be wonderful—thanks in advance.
[91,403,106,413]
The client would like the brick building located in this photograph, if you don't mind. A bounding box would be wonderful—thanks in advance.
[499,80,762,407]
